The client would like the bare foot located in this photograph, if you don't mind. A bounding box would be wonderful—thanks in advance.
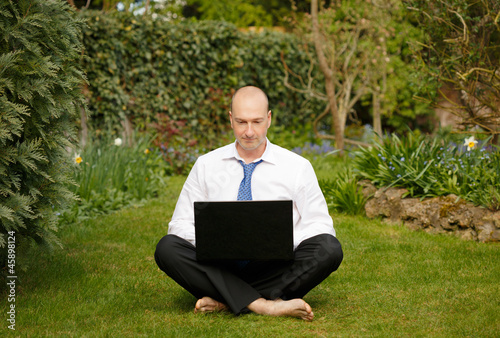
[194,297,228,313]
[247,298,314,321]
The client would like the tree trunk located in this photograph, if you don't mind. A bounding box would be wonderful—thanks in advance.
[311,0,344,153]
[121,115,134,147]
[373,93,382,136]
[80,105,88,148]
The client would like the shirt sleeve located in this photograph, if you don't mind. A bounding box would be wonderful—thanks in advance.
[293,160,335,245]
[167,159,206,246]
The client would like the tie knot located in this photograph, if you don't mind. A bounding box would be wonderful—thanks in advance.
[240,160,262,174]
[239,160,263,175]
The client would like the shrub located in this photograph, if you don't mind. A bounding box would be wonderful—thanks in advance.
[320,167,369,216]
[352,131,500,210]
[0,0,86,266]
[78,10,324,143]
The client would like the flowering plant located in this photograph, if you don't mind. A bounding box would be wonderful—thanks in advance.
[60,136,169,224]
[463,136,478,151]
[352,131,499,210]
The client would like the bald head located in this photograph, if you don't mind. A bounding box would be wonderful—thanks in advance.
[230,86,269,113]
[229,86,272,157]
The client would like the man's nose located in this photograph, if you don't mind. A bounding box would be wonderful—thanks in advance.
[245,123,255,136]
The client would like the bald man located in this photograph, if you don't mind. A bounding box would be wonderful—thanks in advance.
[154,86,343,321]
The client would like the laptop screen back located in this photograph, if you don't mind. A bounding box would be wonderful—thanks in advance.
[194,200,293,262]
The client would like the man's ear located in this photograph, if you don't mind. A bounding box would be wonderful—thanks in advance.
[229,111,233,128]
[267,110,272,128]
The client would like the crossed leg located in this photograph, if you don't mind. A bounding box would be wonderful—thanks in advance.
[155,234,342,321]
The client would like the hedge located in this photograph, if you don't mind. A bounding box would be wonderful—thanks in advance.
[79,10,324,142]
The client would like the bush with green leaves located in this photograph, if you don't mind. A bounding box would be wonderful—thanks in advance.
[352,131,500,210]
[0,0,86,265]
[79,10,324,142]
[320,168,369,216]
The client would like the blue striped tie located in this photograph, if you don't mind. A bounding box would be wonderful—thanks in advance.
[237,160,263,201]
[236,159,262,269]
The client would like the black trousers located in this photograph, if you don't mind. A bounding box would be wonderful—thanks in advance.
[154,233,343,315]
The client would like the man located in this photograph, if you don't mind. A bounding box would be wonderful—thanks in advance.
[155,86,343,321]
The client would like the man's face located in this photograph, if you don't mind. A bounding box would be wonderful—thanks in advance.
[229,94,271,152]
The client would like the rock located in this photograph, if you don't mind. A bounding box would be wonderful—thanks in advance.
[363,185,500,242]
[483,212,500,228]
[457,229,477,241]
[490,229,500,242]
[358,180,377,200]
[365,192,392,218]
[477,222,495,242]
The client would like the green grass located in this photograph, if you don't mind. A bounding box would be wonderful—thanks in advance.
[1,175,499,337]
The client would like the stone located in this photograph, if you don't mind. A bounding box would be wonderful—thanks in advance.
[363,185,500,242]
[358,180,377,200]
[477,222,496,242]
[385,187,408,201]
[482,212,500,229]
[490,229,500,242]
[457,229,477,241]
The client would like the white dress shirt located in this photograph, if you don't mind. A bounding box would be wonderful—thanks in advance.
[167,138,336,249]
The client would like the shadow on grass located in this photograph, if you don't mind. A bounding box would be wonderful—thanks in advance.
[151,286,196,314]
[18,245,88,296]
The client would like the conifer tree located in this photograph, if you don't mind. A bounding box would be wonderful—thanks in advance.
[0,0,86,267]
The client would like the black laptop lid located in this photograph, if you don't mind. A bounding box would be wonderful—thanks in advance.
[194,200,293,262]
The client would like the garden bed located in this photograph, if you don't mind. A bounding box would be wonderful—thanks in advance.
[360,181,500,242]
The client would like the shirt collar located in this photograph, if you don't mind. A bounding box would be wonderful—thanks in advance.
[222,138,278,165]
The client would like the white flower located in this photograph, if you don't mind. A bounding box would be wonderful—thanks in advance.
[74,153,82,164]
[114,138,123,146]
[463,136,478,151]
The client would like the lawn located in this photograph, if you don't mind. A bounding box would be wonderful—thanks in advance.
[1,174,499,337]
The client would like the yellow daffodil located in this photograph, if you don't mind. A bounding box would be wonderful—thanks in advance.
[464,136,478,151]
[114,138,123,146]
[74,154,82,164]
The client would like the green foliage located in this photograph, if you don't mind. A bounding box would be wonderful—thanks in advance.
[404,0,500,135]
[287,0,433,138]
[352,131,500,210]
[188,0,273,27]
[59,136,168,223]
[185,0,293,27]
[0,0,86,265]
[320,168,369,216]
[79,10,323,143]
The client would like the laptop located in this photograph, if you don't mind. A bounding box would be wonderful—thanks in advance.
[194,200,294,262]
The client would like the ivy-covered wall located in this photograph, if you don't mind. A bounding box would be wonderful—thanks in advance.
[80,10,323,140]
